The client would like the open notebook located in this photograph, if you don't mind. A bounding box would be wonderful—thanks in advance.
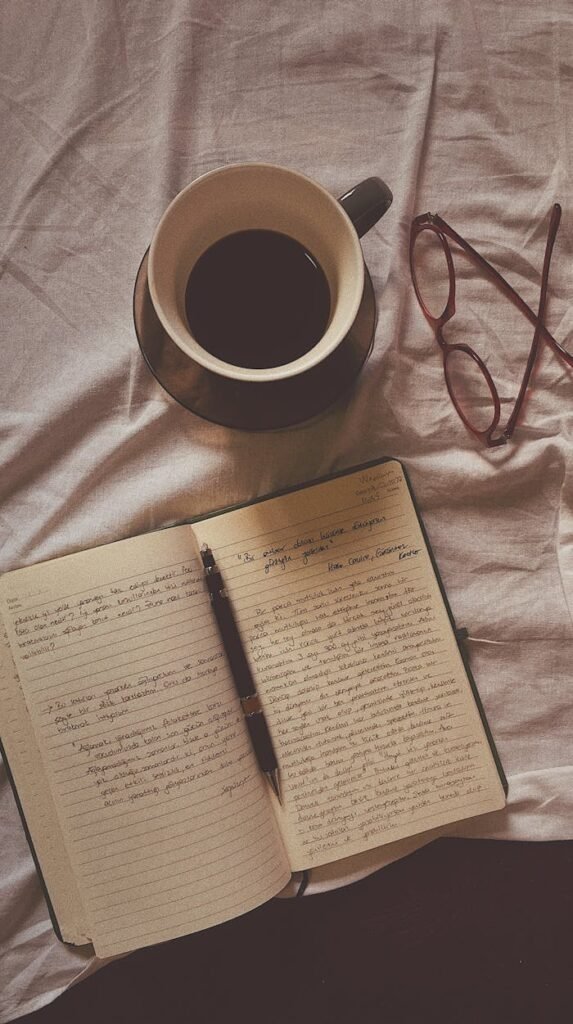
[0,458,506,957]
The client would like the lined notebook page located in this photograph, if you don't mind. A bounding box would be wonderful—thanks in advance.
[194,460,506,870]
[0,626,89,944]
[0,527,290,957]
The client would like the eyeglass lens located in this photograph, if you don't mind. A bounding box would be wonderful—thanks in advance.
[444,348,497,433]
[412,227,499,435]
[411,229,452,320]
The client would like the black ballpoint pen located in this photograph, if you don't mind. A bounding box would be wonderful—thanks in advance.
[199,544,282,804]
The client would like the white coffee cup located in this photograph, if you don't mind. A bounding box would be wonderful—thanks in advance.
[147,163,392,384]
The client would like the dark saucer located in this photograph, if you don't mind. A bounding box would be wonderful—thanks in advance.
[133,250,376,431]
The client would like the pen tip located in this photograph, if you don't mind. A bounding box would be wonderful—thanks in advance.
[267,770,282,805]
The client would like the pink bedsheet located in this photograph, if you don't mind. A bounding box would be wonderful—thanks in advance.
[1,1,572,1018]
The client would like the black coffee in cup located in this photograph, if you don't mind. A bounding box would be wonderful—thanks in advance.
[184,229,331,369]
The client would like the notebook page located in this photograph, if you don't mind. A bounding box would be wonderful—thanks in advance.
[0,625,89,944]
[194,460,506,871]
[0,527,290,956]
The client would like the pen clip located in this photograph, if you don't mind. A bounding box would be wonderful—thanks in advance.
[200,545,224,598]
[200,544,215,570]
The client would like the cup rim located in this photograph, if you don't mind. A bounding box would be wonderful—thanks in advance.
[147,162,365,382]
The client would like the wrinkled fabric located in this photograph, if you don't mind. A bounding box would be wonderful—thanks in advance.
[1,0,572,1019]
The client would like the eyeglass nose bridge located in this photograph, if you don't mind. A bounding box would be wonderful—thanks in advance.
[410,221,457,327]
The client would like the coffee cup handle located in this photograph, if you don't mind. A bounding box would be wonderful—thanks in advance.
[338,177,393,238]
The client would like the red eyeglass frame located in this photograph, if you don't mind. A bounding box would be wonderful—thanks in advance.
[409,204,571,447]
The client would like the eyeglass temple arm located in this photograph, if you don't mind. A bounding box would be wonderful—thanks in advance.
[431,206,570,364]
[503,203,561,438]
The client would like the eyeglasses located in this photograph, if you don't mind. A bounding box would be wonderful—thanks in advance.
[409,204,573,447]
